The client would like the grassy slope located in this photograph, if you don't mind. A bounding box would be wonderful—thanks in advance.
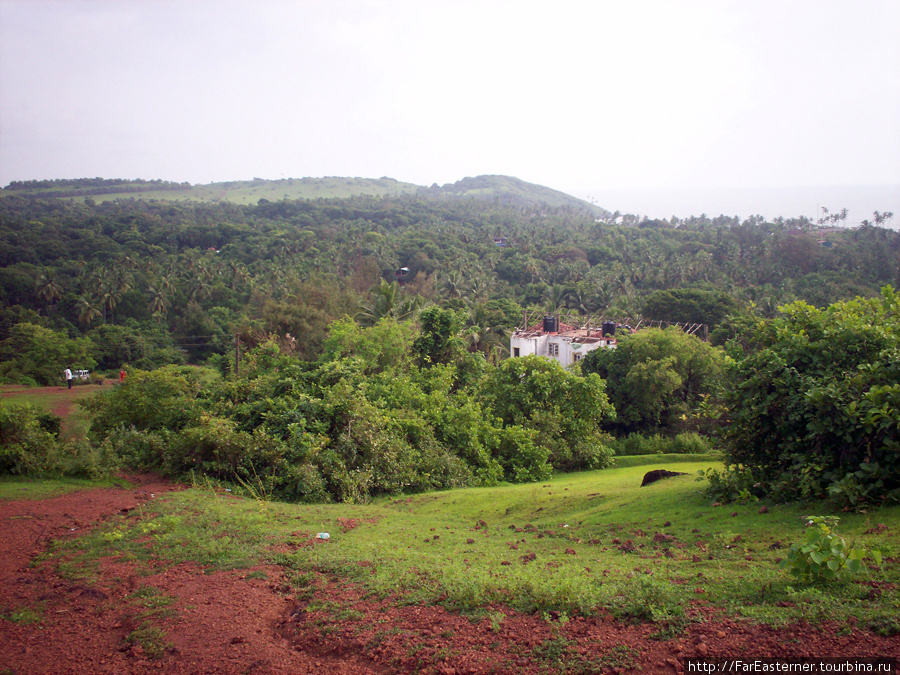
[39,457,900,630]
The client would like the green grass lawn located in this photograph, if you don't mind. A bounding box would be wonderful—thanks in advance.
[0,475,131,500]
[39,457,900,633]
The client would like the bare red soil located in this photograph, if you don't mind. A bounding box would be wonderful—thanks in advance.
[1,477,898,674]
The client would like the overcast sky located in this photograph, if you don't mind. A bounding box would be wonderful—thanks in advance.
[2,0,899,220]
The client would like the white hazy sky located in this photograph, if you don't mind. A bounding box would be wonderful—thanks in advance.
[2,0,899,220]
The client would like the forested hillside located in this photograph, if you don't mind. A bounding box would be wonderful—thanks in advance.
[0,174,605,213]
[2,187,897,366]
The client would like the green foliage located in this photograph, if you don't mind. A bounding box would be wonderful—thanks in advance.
[641,288,737,328]
[2,187,897,382]
[81,317,617,500]
[612,431,712,457]
[581,327,725,435]
[86,323,178,371]
[81,365,207,439]
[11,187,889,506]
[780,516,882,582]
[698,466,763,504]
[0,402,117,478]
[720,287,900,506]
[479,354,616,473]
[0,323,96,386]
[322,316,416,374]
[0,402,60,475]
[411,306,463,367]
[356,279,425,325]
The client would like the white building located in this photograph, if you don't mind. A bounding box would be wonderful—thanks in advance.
[510,317,616,367]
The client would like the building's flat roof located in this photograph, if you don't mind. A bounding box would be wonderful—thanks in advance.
[512,325,615,342]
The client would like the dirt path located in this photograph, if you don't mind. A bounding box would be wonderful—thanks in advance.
[1,479,898,674]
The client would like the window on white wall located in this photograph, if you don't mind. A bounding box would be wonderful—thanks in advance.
[548,343,559,357]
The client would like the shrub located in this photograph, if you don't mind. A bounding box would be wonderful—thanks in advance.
[780,516,881,582]
[613,432,711,456]
[698,465,763,504]
[0,402,59,475]
[81,365,206,440]
[720,288,900,506]
[479,355,615,474]
[670,432,711,454]
[0,323,96,386]
[0,402,116,478]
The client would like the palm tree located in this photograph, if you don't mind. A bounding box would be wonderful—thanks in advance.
[439,271,465,300]
[189,274,213,302]
[75,295,102,326]
[356,279,425,325]
[462,304,507,357]
[524,258,544,284]
[464,269,497,304]
[98,284,122,323]
[36,272,63,307]
[565,288,595,315]
[227,260,248,290]
[147,284,172,319]
[541,284,569,315]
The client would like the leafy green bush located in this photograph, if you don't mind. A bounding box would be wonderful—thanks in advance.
[0,323,96,386]
[698,465,763,504]
[720,288,900,506]
[479,354,616,473]
[0,402,116,478]
[81,365,208,439]
[0,402,59,475]
[780,516,881,582]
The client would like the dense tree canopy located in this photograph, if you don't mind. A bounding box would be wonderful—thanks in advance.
[2,192,898,384]
[580,328,725,435]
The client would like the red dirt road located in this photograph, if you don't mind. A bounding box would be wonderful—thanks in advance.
[1,478,898,674]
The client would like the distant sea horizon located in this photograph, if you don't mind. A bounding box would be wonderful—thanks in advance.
[571,183,900,229]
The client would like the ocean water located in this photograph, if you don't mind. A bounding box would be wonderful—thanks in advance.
[573,184,900,228]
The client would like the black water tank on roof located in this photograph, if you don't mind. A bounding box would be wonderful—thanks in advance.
[602,321,616,337]
[543,315,558,333]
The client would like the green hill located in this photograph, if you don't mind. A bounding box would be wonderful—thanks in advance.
[422,175,607,216]
[1,174,607,216]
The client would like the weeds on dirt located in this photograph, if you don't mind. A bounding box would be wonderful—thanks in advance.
[597,644,641,670]
[611,576,685,623]
[119,585,177,660]
[127,585,175,610]
[123,624,171,659]
[868,617,900,637]
[1,606,43,624]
